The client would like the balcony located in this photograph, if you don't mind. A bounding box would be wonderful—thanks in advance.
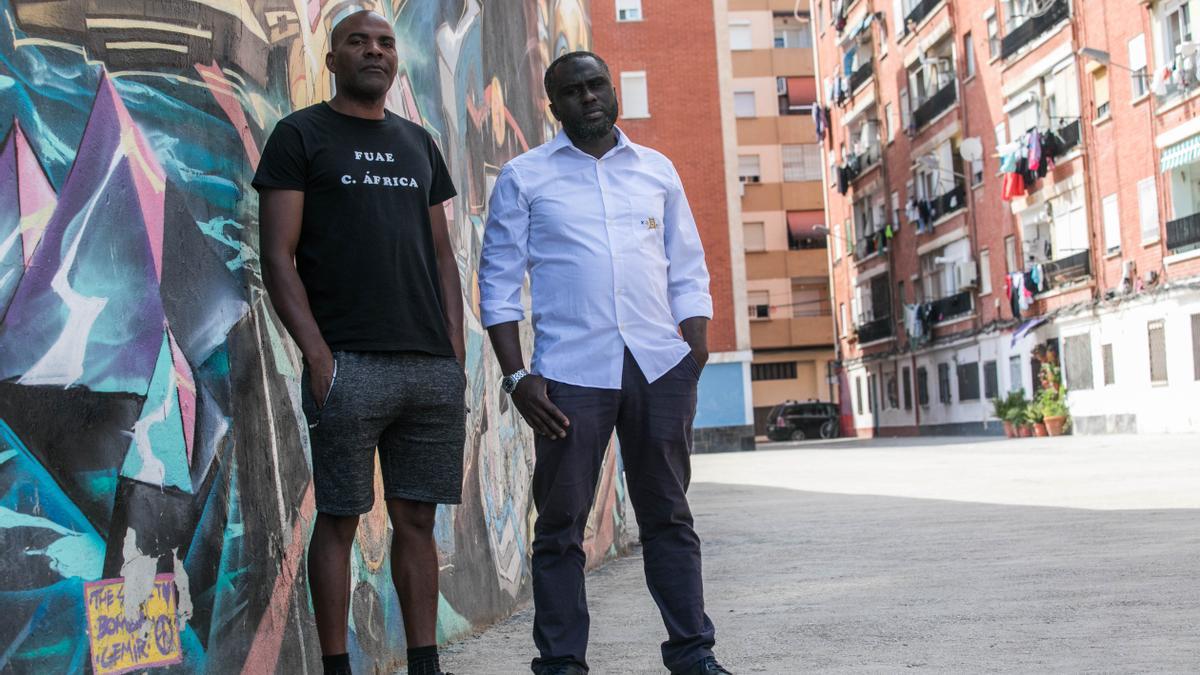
[912,81,957,130]
[855,316,894,344]
[848,59,874,94]
[1000,0,1069,60]
[936,182,966,216]
[902,0,943,35]
[1166,213,1200,255]
[745,248,829,281]
[1030,249,1091,293]
[751,316,834,349]
[928,290,973,322]
[841,144,882,185]
[854,230,888,261]
[1155,70,1200,104]
[1054,120,1081,156]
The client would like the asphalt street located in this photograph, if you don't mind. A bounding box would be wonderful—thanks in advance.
[443,434,1200,674]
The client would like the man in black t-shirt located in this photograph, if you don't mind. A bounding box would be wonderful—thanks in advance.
[253,11,462,675]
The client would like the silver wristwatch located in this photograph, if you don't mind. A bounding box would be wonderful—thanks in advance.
[501,368,529,394]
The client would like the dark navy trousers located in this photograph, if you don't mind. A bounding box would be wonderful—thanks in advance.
[530,350,716,673]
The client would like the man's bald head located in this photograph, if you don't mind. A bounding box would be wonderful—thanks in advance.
[330,10,391,49]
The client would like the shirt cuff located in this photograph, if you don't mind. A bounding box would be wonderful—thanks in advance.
[671,292,713,325]
[481,304,526,328]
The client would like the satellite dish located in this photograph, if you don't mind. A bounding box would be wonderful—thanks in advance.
[959,137,983,163]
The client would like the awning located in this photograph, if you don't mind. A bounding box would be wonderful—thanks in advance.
[1161,134,1200,172]
[788,210,826,242]
[846,13,875,40]
[1010,316,1050,348]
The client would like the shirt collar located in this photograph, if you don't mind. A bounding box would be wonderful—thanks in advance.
[548,125,634,159]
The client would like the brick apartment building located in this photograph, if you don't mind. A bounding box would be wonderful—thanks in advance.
[593,0,758,451]
[815,0,1200,436]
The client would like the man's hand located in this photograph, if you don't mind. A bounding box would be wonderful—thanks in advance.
[511,374,570,439]
[681,316,710,372]
[689,347,709,370]
[307,347,335,409]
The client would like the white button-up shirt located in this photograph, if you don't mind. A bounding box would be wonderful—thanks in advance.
[479,128,712,389]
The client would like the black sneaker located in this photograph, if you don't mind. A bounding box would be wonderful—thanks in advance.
[672,656,732,675]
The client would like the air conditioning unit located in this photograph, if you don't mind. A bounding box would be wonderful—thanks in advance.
[955,259,979,290]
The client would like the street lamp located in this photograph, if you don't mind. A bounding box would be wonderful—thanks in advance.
[1079,47,1137,73]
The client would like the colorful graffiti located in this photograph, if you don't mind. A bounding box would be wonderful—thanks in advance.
[0,0,629,672]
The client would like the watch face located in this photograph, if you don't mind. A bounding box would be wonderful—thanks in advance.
[502,376,516,393]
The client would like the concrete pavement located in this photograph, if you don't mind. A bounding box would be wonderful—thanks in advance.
[443,435,1200,674]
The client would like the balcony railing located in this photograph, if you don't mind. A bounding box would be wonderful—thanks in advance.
[854,230,888,260]
[856,316,894,343]
[928,290,973,322]
[912,81,957,130]
[937,182,966,216]
[1033,249,1091,292]
[1054,120,1081,156]
[1000,0,1069,60]
[848,59,874,93]
[1167,213,1200,254]
[903,0,943,35]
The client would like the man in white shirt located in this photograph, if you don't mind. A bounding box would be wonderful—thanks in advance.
[478,52,730,675]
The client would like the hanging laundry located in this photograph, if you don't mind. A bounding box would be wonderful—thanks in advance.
[1030,264,1043,290]
[885,223,894,239]
[843,46,858,78]
[1009,273,1023,319]
[1002,172,1026,201]
[1027,130,1043,172]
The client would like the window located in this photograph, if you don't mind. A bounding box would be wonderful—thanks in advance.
[840,303,848,335]
[752,361,797,381]
[885,103,895,142]
[980,249,993,296]
[619,71,649,119]
[748,290,770,319]
[1138,177,1159,244]
[744,222,766,252]
[1148,320,1168,385]
[1005,235,1017,273]
[1193,314,1200,381]
[738,154,761,183]
[1102,194,1121,254]
[791,277,830,317]
[891,191,901,228]
[1162,2,1193,69]
[987,15,1000,59]
[917,366,930,405]
[899,88,911,131]
[1063,334,1094,391]
[1102,343,1115,386]
[957,362,981,401]
[730,21,753,51]
[984,361,999,399]
[1128,34,1148,99]
[902,366,913,410]
[1093,67,1110,119]
[1009,355,1022,393]
[898,280,906,305]
[782,144,823,182]
[868,374,877,412]
[775,23,812,49]
[964,32,976,78]
[994,122,1008,152]
[616,0,642,21]
[855,377,864,415]
[971,157,984,186]
[937,363,951,404]
[734,91,756,118]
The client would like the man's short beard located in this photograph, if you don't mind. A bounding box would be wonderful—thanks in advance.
[563,108,618,141]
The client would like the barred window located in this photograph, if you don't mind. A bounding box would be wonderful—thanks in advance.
[751,361,797,381]
[957,362,981,401]
[917,366,930,406]
[1063,334,1094,391]
[782,144,823,182]
[983,361,999,400]
[903,366,913,410]
[1102,343,1116,386]
[938,363,952,403]
[1148,320,1168,385]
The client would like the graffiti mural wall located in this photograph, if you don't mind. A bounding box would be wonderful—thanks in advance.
[0,0,632,672]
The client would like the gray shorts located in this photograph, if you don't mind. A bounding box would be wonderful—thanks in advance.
[301,351,466,514]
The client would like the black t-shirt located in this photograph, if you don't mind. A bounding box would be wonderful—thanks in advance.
[253,102,457,355]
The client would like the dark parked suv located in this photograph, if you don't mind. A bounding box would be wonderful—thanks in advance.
[766,400,840,441]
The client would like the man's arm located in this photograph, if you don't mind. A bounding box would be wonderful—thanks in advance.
[662,162,714,368]
[430,203,465,365]
[259,189,335,403]
[479,165,568,438]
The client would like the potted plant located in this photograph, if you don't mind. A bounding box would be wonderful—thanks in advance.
[1040,387,1069,436]
[1026,399,1047,437]
[992,390,1026,438]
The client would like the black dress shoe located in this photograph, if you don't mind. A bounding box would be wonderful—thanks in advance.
[534,663,587,675]
[672,655,732,675]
